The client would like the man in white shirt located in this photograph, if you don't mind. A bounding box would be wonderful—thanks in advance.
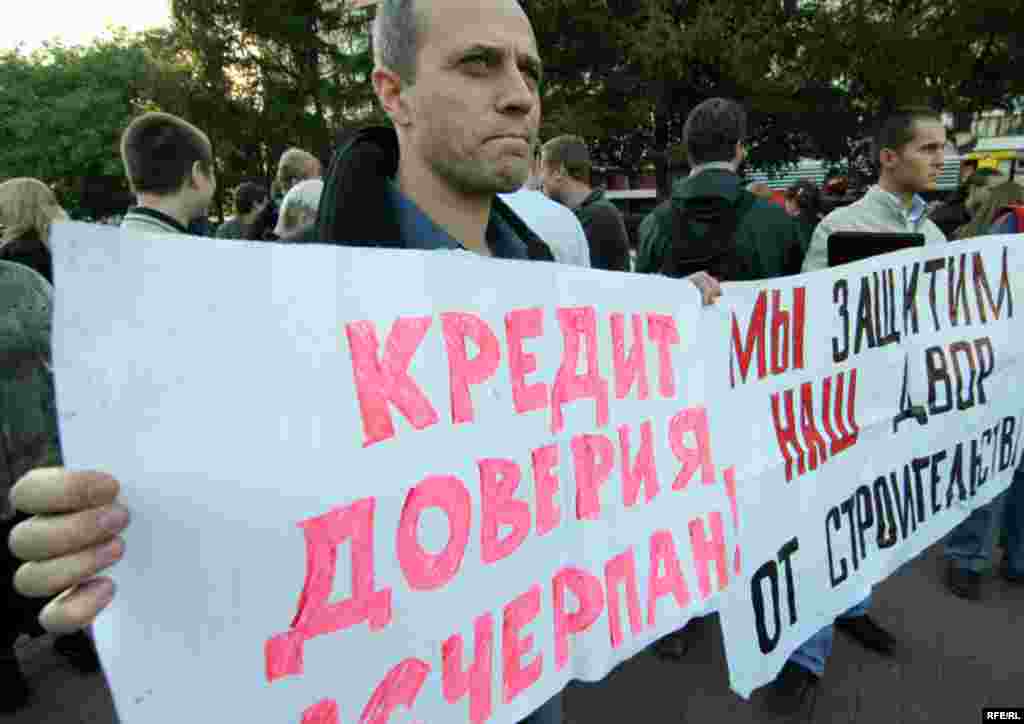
[499,186,592,267]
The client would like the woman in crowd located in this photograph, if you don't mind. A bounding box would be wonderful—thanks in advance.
[0,178,69,283]
[953,181,1024,241]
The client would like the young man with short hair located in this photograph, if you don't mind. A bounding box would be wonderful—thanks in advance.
[119,112,217,236]
[539,135,631,270]
[637,97,807,280]
[800,107,947,274]
[765,107,948,717]
[501,151,591,267]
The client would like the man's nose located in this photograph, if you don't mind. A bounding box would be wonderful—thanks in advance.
[497,66,536,115]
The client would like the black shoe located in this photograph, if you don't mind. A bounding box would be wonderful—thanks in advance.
[53,631,102,674]
[761,661,819,717]
[835,615,896,657]
[946,561,982,600]
[651,616,707,662]
[0,652,31,714]
[1000,559,1024,585]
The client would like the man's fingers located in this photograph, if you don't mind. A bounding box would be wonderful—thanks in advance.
[14,536,125,598]
[9,503,129,562]
[686,272,722,306]
[11,468,119,515]
[37,578,116,634]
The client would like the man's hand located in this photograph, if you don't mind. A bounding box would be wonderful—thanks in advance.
[8,468,128,633]
[687,271,723,306]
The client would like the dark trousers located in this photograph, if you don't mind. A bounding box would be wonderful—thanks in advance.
[519,691,563,724]
[2,514,45,650]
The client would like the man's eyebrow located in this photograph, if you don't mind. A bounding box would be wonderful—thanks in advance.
[449,44,502,63]
[451,44,544,76]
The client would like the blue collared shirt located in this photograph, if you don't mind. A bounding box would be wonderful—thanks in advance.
[386,181,529,259]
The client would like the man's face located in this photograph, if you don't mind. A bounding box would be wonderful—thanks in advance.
[187,162,216,220]
[537,160,565,203]
[391,0,542,197]
[882,120,947,195]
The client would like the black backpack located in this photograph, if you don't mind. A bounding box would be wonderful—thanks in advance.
[660,191,756,281]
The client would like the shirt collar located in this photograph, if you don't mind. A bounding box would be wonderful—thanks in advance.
[386,180,528,259]
[127,206,189,234]
[689,161,737,177]
[870,186,928,226]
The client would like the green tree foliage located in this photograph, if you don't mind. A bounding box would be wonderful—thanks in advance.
[524,0,1024,194]
[0,35,155,213]
[3,0,1021,215]
[169,0,381,188]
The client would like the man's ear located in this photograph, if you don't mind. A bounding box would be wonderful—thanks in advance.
[189,161,206,189]
[373,67,411,127]
[879,148,898,170]
[735,141,746,166]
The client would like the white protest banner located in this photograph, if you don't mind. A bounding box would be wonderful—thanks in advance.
[49,223,1024,722]
[716,235,1024,696]
[52,223,742,724]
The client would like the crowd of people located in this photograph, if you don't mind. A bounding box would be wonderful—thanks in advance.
[2,0,1022,720]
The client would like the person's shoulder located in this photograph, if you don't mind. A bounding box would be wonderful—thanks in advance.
[741,194,798,231]
[592,194,624,215]
[817,199,860,228]
[639,197,673,231]
[0,258,50,295]
[0,260,51,347]
[503,189,576,220]
[919,217,948,243]
[215,217,241,237]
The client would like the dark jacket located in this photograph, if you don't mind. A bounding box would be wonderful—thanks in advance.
[0,232,52,283]
[0,260,59,520]
[312,126,553,260]
[573,188,631,271]
[0,261,61,643]
[215,216,249,240]
[636,169,808,280]
[929,199,970,239]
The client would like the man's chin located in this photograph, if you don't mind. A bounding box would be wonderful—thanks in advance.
[490,167,530,194]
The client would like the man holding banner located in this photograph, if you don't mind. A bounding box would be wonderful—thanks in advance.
[7,1,721,723]
[763,106,950,716]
